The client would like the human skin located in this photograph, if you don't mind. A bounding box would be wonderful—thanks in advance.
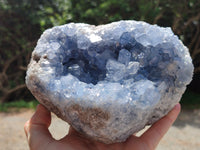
[24,103,181,150]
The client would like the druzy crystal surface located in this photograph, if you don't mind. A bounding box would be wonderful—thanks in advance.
[26,20,193,143]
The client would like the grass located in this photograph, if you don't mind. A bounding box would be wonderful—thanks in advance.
[0,90,199,112]
[0,99,39,112]
[180,90,200,109]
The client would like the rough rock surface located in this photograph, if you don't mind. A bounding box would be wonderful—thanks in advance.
[26,20,193,144]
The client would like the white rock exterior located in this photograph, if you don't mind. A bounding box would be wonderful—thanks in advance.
[26,20,193,144]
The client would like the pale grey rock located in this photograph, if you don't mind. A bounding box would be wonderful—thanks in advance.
[26,20,194,144]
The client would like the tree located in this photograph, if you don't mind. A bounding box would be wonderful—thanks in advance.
[0,0,71,102]
[0,0,199,102]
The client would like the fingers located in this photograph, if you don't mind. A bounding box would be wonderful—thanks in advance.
[140,103,181,150]
[24,104,54,150]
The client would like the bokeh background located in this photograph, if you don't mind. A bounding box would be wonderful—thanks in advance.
[0,0,199,109]
[0,1,200,150]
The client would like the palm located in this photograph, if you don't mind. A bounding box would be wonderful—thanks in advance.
[50,129,143,150]
[24,104,180,150]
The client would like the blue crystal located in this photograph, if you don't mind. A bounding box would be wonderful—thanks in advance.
[120,32,137,49]
[26,20,194,144]
[118,49,131,65]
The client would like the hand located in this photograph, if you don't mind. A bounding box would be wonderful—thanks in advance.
[24,103,180,150]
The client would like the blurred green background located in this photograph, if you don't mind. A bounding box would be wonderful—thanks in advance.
[0,0,200,110]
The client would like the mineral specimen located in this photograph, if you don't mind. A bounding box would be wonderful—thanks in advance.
[26,20,194,144]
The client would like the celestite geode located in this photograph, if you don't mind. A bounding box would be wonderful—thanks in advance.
[26,20,193,144]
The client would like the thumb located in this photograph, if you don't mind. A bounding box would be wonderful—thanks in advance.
[140,103,181,150]
[24,104,54,150]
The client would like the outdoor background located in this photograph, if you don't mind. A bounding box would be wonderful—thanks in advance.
[0,0,200,109]
[0,0,200,150]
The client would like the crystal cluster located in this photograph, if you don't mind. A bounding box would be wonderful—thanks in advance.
[26,20,193,144]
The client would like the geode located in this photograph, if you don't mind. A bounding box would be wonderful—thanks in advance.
[26,20,193,144]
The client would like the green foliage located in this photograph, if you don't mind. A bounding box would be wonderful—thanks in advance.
[69,1,200,74]
[0,99,39,112]
[180,90,200,109]
[0,0,71,103]
[69,0,162,25]
[0,0,200,105]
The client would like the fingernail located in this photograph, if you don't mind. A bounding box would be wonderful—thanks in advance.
[24,121,30,138]
[174,103,181,110]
